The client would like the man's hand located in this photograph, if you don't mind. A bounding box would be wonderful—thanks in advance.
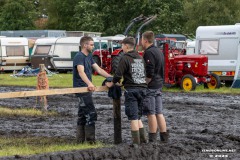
[105,82,113,88]
[88,83,96,91]
[146,77,152,84]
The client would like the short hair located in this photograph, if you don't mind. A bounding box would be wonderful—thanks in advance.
[121,37,135,48]
[80,36,94,47]
[142,31,155,44]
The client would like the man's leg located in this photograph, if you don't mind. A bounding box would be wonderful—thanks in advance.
[76,96,87,143]
[155,90,169,142]
[147,114,158,142]
[138,120,147,143]
[83,93,97,144]
[131,120,140,145]
[156,114,167,132]
[125,90,140,145]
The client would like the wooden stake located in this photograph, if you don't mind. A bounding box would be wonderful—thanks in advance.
[113,98,122,144]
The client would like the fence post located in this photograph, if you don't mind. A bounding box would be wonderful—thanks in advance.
[113,98,122,144]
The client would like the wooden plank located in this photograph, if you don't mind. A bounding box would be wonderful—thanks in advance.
[0,86,108,99]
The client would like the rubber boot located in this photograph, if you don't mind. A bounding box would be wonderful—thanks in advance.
[139,128,147,143]
[148,133,157,143]
[85,125,96,144]
[160,131,169,143]
[131,130,140,145]
[76,125,85,143]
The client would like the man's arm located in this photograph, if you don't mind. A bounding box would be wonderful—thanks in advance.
[77,65,95,91]
[92,63,112,78]
[143,52,155,84]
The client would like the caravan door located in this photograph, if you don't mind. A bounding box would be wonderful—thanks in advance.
[31,38,57,70]
[52,37,81,71]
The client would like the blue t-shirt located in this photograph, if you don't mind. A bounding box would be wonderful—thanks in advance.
[73,52,95,87]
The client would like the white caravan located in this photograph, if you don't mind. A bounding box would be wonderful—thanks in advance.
[31,37,81,71]
[195,25,240,81]
[0,37,29,71]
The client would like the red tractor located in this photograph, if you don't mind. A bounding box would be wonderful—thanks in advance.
[93,15,221,91]
[162,42,221,91]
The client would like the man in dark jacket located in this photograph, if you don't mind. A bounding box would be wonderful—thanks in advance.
[141,31,169,143]
[106,37,147,145]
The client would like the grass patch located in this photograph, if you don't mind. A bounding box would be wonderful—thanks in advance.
[0,136,106,157]
[0,73,105,88]
[163,84,240,94]
[0,73,240,94]
[0,107,58,117]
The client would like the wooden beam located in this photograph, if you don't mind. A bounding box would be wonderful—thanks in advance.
[0,86,108,99]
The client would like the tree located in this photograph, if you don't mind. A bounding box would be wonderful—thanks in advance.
[183,0,240,35]
[40,0,79,30]
[73,0,185,36]
[0,0,37,30]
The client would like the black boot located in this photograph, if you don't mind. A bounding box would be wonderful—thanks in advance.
[76,125,85,143]
[148,133,157,143]
[139,128,147,143]
[131,130,140,145]
[160,131,169,143]
[85,125,96,144]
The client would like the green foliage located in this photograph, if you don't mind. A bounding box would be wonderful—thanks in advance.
[0,0,37,30]
[183,0,240,34]
[73,0,185,35]
[40,0,79,30]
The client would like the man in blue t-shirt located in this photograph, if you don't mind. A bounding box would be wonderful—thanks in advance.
[73,36,112,144]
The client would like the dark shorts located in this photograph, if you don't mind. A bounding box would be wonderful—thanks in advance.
[124,88,146,120]
[143,88,163,115]
[77,92,97,126]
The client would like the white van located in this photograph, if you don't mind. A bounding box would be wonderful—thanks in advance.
[195,25,240,81]
[31,37,81,71]
[0,37,29,71]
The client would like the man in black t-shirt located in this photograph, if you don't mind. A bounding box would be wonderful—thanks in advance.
[106,37,148,145]
[141,31,169,143]
[73,36,112,144]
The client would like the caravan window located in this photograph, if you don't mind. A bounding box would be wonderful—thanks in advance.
[6,46,25,56]
[199,40,219,55]
[35,45,51,55]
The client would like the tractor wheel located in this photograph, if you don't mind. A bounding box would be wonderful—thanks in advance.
[204,73,221,89]
[92,56,100,74]
[111,52,124,74]
[180,74,197,91]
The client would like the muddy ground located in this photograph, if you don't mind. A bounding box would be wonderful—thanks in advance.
[0,86,239,159]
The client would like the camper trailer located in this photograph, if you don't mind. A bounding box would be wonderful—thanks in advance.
[31,37,106,71]
[31,37,81,71]
[195,25,240,81]
[186,41,195,55]
[0,37,29,71]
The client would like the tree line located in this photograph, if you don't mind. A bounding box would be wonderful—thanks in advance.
[0,0,240,38]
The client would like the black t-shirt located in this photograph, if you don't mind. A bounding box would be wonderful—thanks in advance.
[113,50,147,89]
[73,52,95,87]
[143,45,164,89]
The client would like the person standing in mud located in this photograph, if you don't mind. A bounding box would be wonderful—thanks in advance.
[106,37,148,145]
[141,31,169,143]
[73,36,112,144]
